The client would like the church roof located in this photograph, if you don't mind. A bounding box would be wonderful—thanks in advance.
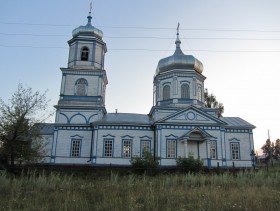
[220,117,256,129]
[72,14,103,38]
[92,113,153,126]
[38,123,54,135]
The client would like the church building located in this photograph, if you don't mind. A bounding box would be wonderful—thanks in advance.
[41,12,255,168]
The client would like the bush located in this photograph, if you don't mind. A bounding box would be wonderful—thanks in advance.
[176,154,203,173]
[130,151,159,174]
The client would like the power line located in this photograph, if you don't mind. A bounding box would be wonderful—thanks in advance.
[109,49,280,53]
[102,26,280,33]
[0,32,69,37]
[1,33,280,41]
[1,44,280,53]
[0,21,75,27]
[106,36,280,41]
[1,21,280,33]
[0,44,67,49]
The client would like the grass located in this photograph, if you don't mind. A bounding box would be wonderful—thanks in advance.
[0,167,280,210]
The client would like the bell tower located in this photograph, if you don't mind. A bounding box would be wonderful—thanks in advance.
[54,10,108,124]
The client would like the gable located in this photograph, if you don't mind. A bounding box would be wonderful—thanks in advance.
[178,127,216,142]
[155,106,226,125]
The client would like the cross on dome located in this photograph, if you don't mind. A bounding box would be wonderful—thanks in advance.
[89,2,93,15]
[87,2,93,25]
[174,22,183,55]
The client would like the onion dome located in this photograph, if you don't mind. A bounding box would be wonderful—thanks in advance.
[156,25,203,75]
[72,14,103,38]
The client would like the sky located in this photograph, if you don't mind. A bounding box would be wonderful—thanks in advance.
[0,0,279,152]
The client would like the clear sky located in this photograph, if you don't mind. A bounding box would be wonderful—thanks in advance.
[1,0,279,152]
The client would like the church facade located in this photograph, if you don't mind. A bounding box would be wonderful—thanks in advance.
[41,13,255,168]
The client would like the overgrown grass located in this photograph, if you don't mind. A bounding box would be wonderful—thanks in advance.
[0,168,280,210]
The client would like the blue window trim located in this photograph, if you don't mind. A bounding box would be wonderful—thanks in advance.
[122,139,133,158]
[75,78,88,85]
[140,140,151,157]
[70,134,84,138]
[70,138,82,157]
[166,139,177,159]
[165,134,178,139]
[103,138,114,158]
[140,135,152,139]
[103,134,116,138]
[121,135,134,139]
[230,142,240,160]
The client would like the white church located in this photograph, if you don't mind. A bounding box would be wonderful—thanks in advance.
[41,12,255,168]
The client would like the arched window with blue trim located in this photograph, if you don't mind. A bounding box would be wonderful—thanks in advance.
[75,78,88,96]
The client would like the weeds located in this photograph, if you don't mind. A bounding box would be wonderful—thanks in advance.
[0,168,279,210]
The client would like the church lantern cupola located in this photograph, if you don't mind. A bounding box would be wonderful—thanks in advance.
[153,24,206,108]
[67,11,107,70]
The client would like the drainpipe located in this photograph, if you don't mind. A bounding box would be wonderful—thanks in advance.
[152,125,156,161]
[87,124,95,163]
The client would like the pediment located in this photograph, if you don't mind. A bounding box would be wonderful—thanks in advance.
[156,106,226,125]
[178,127,216,142]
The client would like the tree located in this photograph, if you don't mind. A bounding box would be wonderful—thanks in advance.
[0,83,51,167]
[261,139,273,162]
[204,88,224,117]
[273,139,280,160]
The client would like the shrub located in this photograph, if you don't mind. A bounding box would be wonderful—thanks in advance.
[176,154,203,173]
[130,151,159,174]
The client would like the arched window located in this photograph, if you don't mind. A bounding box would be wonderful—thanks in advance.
[81,47,89,61]
[198,86,202,101]
[181,84,190,99]
[163,85,170,100]
[75,78,88,96]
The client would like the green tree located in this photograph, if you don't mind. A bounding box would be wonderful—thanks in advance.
[0,83,51,167]
[204,88,224,117]
[261,139,273,161]
[273,139,280,160]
